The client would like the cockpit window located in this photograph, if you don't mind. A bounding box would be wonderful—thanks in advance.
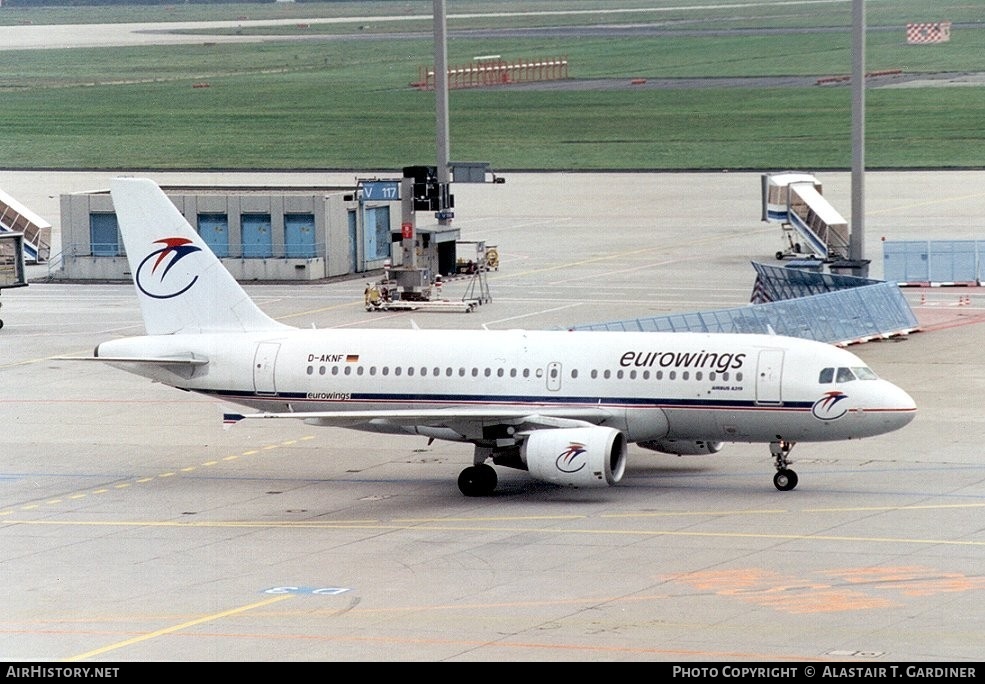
[820,366,879,384]
[853,366,878,380]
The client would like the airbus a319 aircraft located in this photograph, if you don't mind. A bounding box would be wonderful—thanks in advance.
[74,178,917,496]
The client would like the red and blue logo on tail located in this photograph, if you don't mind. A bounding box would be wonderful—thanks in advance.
[135,237,203,299]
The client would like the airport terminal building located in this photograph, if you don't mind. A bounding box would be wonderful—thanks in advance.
[51,168,479,284]
[56,184,403,282]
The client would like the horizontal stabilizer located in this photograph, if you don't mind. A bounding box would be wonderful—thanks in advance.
[55,355,208,366]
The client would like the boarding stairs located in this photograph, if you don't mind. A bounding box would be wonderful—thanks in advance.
[0,188,51,264]
[761,173,850,262]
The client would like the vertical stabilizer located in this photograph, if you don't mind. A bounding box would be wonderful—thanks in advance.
[110,177,290,335]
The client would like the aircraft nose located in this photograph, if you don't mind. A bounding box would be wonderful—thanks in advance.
[886,381,917,428]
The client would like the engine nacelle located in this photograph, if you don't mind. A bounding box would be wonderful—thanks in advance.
[522,427,627,488]
[638,439,724,455]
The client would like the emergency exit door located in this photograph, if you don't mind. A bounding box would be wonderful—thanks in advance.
[253,342,280,395]
[755,349,783,404]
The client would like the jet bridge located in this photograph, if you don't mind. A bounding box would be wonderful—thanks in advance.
[762,172,849,262]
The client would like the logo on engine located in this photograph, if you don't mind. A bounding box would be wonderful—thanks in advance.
[135,237,203,299]
[811,390,849,420]
[556,442,588,474]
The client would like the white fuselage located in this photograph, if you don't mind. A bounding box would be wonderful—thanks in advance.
[96,328,917,445]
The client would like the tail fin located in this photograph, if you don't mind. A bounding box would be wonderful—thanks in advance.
[110,177,290,335]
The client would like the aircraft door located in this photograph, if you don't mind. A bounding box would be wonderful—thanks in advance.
[546,362,562,391]
[254,342,281,395]
[755,349,783,404]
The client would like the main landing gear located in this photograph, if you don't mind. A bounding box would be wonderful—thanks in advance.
[458,463,497,497]
[456,442,802,495]
[770,440,799,491]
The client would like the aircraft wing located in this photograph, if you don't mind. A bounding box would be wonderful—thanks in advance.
[223,407,613,436]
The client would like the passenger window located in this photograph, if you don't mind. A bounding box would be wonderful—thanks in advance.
[571,369,578,379]
[603,370,611,379]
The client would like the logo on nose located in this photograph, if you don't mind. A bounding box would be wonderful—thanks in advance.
[812,390,848,420]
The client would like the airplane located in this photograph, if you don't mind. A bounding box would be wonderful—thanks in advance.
[67,177,917,496]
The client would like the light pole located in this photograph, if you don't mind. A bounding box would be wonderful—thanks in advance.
[849,0,869,277]
[433,0,452,226]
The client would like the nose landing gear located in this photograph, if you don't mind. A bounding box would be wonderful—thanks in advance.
[770,440,799,491]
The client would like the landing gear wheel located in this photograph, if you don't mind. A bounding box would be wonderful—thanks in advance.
[773,468,799,491]
[458,463,498,496]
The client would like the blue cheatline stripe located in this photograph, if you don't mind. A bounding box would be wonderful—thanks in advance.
[195,388,814,412]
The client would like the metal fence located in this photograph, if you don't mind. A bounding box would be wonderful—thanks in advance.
[882,240,982,286]
[568,261,918,346]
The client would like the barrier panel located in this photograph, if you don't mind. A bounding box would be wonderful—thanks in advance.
[416,57,569,90]
[906,22,951,44]
[569,263,918,346]
[883,240,980,286]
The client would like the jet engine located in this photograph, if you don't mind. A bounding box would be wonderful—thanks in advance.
[638,439,724,455]
[522,427,627,488]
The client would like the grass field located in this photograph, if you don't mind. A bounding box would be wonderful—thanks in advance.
[0,0,983,171]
